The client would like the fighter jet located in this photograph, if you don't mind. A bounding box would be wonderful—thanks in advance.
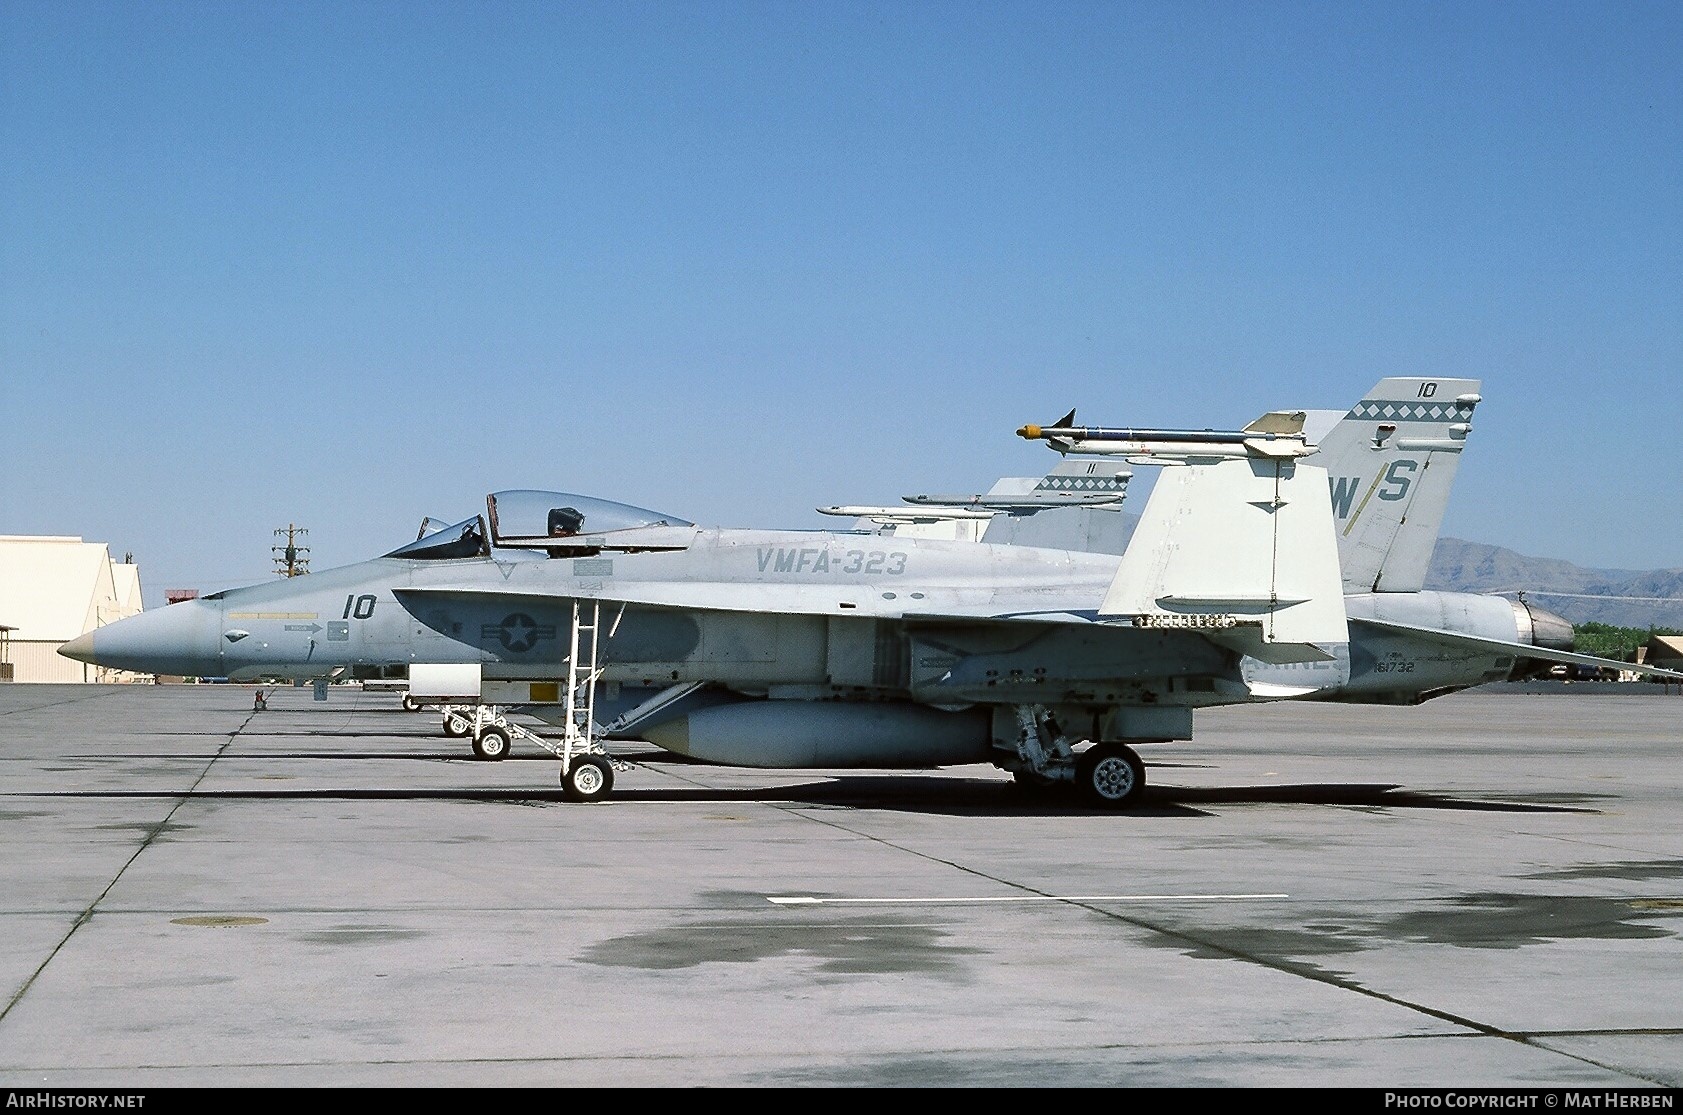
[60,377,1681,806]
[816,459,1133,549]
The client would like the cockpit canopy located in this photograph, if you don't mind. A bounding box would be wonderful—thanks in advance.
[485,490,697,555]
[383,516,490,560]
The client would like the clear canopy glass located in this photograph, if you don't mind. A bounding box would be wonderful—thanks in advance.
[486,491,693,542]
[382,516,490,560]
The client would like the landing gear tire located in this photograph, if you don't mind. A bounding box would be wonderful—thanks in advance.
[562,756,614,803]
[443,714,470,739]
[473,725,512,761]
[1077,742,1145,808]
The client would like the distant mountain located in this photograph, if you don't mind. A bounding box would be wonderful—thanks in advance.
[1425,538,1683,629]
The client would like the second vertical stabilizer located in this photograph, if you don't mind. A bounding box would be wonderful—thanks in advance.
[1312,377,1481,593]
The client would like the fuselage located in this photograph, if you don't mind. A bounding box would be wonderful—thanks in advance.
[66,526,1561,710]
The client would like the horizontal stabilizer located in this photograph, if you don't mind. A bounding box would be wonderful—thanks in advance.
[1247,680,1324,698]
[1350,617,1683,680]
[1210,625,1338,664]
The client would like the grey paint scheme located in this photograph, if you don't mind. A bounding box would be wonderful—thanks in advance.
[61,522,1629,775]
[61,375,1677,801]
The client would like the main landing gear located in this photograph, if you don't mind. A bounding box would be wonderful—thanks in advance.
[1075,742,1146,809]
[1000,705,1149,809]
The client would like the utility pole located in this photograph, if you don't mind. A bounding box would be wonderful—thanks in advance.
[273,525,310,577]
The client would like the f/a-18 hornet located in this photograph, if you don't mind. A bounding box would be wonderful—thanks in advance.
[62,377,1678,805]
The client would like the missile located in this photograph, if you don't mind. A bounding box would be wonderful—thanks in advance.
[817,505,996,522]
[901,492,1125,509]
[1017,409,1313,460]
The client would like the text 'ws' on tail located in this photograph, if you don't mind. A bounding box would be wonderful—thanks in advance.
[1309,377,1481,594]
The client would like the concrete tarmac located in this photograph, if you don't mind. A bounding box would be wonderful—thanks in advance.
[1,682,1680,1088]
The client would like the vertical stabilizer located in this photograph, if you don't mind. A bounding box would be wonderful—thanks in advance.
[1100,456,1347,659]
[1312,378,1481,593]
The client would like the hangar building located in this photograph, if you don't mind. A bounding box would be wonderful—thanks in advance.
[1644,634,1683,672]
[0,536,146,683]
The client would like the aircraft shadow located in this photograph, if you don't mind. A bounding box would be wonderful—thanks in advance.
[137,729,457,739]
[607,779,1603,816]
[13,778,1601,817]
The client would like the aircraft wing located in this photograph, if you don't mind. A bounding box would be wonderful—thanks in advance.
[1350,616,1683,680]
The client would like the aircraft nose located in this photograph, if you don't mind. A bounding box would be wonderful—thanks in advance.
[59,630,97,664]
[58,600,224,677]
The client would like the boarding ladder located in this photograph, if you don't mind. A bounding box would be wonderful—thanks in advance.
[560,599,604,772]
[440,601,623,775]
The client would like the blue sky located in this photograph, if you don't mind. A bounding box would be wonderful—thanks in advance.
[3,1,1678,606]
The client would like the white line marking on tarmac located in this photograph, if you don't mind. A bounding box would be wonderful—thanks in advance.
[768,893,1289,905]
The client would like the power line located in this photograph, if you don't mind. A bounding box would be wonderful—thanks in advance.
[1488,589,1682,604]
[273,525,310,577]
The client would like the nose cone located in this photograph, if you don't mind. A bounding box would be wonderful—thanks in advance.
[59,630,98,664]
[57,601,224,677]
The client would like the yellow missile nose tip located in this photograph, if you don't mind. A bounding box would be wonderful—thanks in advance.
[1018,425,1042,439]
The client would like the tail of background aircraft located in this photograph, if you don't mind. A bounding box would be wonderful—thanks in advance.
[975,461,1133,553]
[862,376,1480,576]
[1304,377,1481,594]
[820,461,1133,552]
